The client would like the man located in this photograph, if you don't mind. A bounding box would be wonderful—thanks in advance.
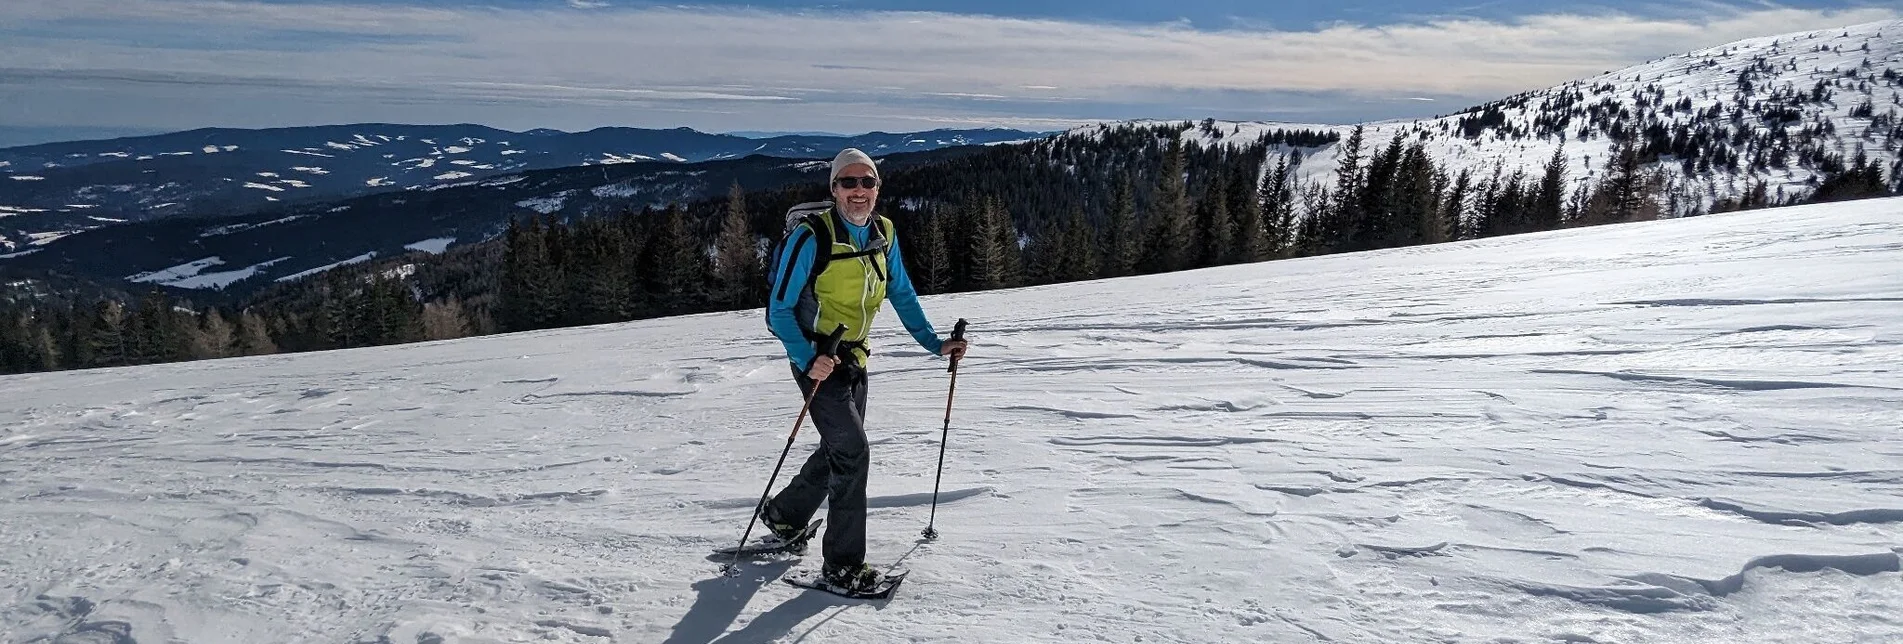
[759,147,969,592]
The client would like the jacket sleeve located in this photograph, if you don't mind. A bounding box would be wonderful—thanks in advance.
[768,224,819,370]
[884,231,944,356]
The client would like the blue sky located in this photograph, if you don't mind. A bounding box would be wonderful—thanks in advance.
[1,0,1899,146]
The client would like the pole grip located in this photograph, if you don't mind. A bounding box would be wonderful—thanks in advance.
[947,318,967,373]
[821,324,848,357]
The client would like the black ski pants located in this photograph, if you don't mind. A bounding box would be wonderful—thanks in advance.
[765,364,870,566]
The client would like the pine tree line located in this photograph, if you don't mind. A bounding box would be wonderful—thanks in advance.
[1,120,1895,376]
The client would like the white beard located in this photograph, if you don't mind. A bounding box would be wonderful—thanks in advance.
[839,197,875,223]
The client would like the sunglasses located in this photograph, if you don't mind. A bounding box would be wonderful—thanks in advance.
[834,176,880,190]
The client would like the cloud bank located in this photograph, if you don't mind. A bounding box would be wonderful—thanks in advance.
[0,1,1896,136]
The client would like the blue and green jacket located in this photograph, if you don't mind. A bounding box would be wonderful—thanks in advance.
[768,209,943,371]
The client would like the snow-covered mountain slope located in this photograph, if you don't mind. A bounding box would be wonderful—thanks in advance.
[4,195,1899,642]
[1086,19,1902,216]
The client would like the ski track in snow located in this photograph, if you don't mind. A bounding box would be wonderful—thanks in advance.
[4,198,1903,642]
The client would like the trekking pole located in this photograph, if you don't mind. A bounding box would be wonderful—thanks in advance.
[921,318,968,541]
[724,324,848,575]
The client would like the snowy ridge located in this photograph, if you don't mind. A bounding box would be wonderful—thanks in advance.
[1071,19,1903,216]
[3,196,1899,642]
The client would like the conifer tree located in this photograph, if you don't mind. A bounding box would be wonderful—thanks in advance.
[1103,174,1141,277]
[1144,141,1192,273]
[914,208,954,294]
[712,181,760,309]
[1533,144,1568,230]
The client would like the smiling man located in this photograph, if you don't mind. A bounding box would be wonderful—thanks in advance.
[755,147,968,593]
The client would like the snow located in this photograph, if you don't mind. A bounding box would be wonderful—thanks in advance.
[200,215,307,238]
[1066,19,1903,219]
[433,171,473,181]
[325,142,357,151]
[282,149,336,158]
[367,177,394,187]
[404,237,456,254]
[202,145,221,153]
[26,231,75,245]
[274,252,376,282]
[86,216,127,223]
[97,152,129,158]
[443,146,472,154]
[0,248,40,259]
[591,183,639,198]
[596,153,656,164]
[257,172,279,178]
[291,166,330,175]
[0,205,48,216]
[242,182,286,192]
[660,152,687,162]
[128,256,292,290]
[9,175,44,181]
[517,191,572,214]
[481,176,527,188]
[126,256,225,284]
[4,196,1901,642]
[501,149,526,155]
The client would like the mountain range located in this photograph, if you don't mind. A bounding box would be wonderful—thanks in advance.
[1,19,1899,300]
[0,124,1041,240]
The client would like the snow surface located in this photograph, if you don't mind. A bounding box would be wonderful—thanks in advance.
[4,198,1902,643]
[128,257,293,290]
[405,237,456,254]
[518,191,572,214]
[126,256,226,284]
[274,252,377,283]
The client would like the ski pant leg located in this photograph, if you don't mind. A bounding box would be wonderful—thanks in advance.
[767,366,870,565]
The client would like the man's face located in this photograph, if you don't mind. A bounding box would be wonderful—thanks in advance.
[831,163,879,220]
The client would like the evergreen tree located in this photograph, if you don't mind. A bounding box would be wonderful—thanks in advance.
[1057,203,1099,281]
[1144,141,1192,273]
[1234,162,1269,263]
[712,181,760,309]
[500,217,561,331]
[968,196,1021,290]
[565,218,635,325]
[1196,181,1233,268]
[914,208,953,294]
[1262,154,1299,258]
[1327,125,1367,253]
[1357,131,1408,250]
[648,203,705,314]
[1533,144,1568,230]
[1103,174,1141,277]
[82,300,129,368]
[1442,169,1472,242]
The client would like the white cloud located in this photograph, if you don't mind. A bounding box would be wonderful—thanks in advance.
[0,1,1896,131]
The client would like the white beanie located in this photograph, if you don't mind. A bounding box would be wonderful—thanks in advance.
[829,148,879,183]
